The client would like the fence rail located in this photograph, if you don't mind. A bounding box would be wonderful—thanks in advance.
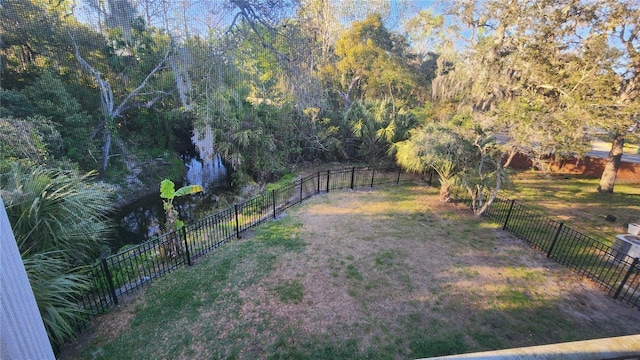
[483,195,640,309]
[75,167,426,328]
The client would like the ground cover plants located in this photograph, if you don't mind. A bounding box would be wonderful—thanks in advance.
[60,183,640,359]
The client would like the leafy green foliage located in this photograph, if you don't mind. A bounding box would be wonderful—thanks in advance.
[395,123,470,201]
[198,86,303,182]
[346,99,418,163]
[0,89,34,118]
[21,72,97,165]
[24,253,93,346]
[160,179,177,200]
[0,117,62,169]
[395,119,504,210]
[323,13,425,108]
[2,164,113,260]
[1,163,114,347]
[159,179,202,230]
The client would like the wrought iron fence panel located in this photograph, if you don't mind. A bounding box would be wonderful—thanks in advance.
[484,195,640,309]
[301,174,318,201]
[110,232,184,296]
[70,167,427,334]
[274,181,301,213]
[187,209,235,260]
[352,167,371,188]
[237,192,271,233]
[482,195,511,225]
[549,225,636,292]
[328,168,352,191]
[502,202,557,253]
[612,258,640,307]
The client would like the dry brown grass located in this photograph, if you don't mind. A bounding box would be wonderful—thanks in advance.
[258,187,639,345]
[60,184,640,359]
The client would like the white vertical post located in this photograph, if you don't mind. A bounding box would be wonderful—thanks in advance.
[1,196,55,359]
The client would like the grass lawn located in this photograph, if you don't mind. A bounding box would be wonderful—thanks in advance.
[501,172,640,243]
[60,184,640,359]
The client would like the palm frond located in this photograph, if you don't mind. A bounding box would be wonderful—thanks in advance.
[23,252,92,346]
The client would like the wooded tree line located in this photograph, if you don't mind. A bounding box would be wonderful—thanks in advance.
[2,0,638,186]
[0,0,429,185]
[1,0,638,347]
[2,0,637,189]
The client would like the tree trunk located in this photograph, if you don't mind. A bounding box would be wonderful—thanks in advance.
[597,134,624,193]
[100,131,112,179]
[338,75,361,109]
[439,181,451,203]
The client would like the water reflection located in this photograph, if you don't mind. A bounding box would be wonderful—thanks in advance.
[111,154,230,252]
[186,153,227,188]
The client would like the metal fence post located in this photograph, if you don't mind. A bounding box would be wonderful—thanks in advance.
[397,168,401,184]
[182,226,191,266]
[503,199,515,230]
[234,204,241,239]
[272,189,277,219]
[350,167,355,189]
[299,178,303,203]
[546,222,564,258]
[317,171,320,194]
[371,169,375,188]
[326,170,330,192]
[101,258,118,306]
[614,257,639,300]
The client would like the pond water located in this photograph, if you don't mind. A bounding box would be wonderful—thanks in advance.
[110,154,231,252]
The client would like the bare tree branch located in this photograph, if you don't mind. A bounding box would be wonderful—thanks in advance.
[112,46,171,118]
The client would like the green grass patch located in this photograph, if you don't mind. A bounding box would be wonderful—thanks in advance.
[273,280,304,304]
[345,263,363,281]
[408,332,467,358]
[374,250,396,267]
[266,173,296,192]
[497,289,534,308]
[502,171,640,242]
[258,220,305,251]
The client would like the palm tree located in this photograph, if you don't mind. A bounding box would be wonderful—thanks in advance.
[1,163,113,346]
[395,124,470,203]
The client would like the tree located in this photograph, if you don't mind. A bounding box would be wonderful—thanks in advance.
[21,71,98,165]
[346,99,418,163]
[324,13,419,108]
[395,118,504,215]
[69,23,171,177]
[395,122,471,203]
[592,0,640,193]
[459,126,505,216]
[1,163,113,346]
[0,116,62,168]
[0,0,59,86]
[403,8,445,61]
[432,0,638,194]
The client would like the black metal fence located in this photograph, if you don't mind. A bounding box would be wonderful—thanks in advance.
[75,167,426,327]
[483,195,640,309]
[75,168,639,333]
